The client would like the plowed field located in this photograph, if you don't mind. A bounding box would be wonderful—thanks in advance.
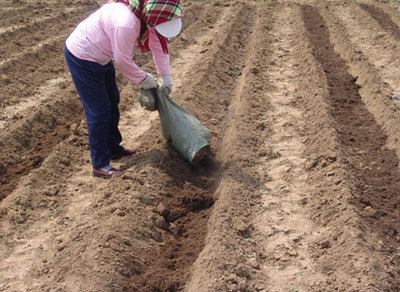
[1,0,400,291]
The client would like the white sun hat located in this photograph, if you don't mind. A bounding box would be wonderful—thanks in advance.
[155,18,182,38]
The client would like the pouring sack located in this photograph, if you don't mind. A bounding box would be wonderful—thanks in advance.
[138,88,211,164]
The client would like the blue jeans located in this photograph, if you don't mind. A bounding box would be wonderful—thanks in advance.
[65,47,124,168]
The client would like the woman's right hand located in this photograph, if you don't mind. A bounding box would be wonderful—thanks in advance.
[140,73,157,89]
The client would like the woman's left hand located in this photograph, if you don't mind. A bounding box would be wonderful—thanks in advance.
[160,75,173,95]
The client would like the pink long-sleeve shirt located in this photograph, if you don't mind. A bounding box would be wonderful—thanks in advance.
[66,2,170,84]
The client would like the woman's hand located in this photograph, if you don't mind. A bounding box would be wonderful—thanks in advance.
[160,75,173,95]
[140,73,157,89]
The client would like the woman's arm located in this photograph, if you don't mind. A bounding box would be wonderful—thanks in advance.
[110,25,148,84]
[149,27,171,76]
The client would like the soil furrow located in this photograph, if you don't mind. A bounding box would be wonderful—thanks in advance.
[331,2,400,93]
[0,37,70,108]
[0,11,70,37]
[0,2,246,291]
[303,5,400,290]
[362,0,400,29]
[251,4,328,290]
[1,1,400,291]
[318,2,400,165]
[0,5,48,28]
[0,7,99,109]
[121,4,256,291]
[58,3,250,290]
[186,2,277,290]
[0,2,94,28]
[0,9,83,59]
[359,3,400,41]
[0,80,83,201]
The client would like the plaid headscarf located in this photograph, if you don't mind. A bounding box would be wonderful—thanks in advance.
[106,0,182,54]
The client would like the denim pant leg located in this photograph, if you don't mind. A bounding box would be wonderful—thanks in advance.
[104,64,124,154]
[65,48,113,169]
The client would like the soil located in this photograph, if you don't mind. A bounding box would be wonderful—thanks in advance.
[1,0,400,291]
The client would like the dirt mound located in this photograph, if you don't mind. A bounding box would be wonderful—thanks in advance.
[1,0,400,291]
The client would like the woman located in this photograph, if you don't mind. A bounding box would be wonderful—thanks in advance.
[65,0,182,178]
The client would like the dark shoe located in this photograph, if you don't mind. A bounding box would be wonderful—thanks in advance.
[110,148,138,160]
[93,167,121,178]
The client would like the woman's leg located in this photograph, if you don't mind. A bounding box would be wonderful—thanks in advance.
[65,48,112,169]
[104,62,124,155]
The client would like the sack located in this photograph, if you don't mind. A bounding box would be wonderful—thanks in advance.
[138,88,158,111]
[139,88,211,164]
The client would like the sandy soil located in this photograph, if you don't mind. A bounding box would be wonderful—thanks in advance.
[0,0,399,291]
